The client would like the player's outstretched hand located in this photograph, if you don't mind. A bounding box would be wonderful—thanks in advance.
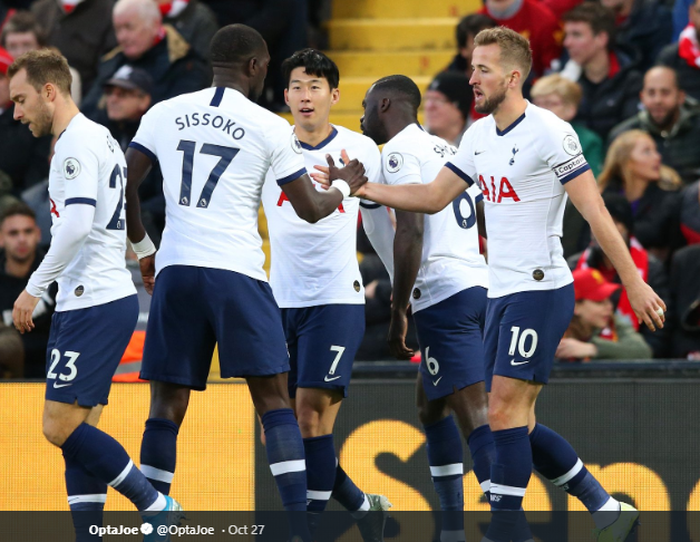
[388,312,414,360]
[139,254,156,295]
[13,289,40,334]
[626,279,666,332]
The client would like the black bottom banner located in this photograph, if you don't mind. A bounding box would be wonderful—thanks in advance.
[0,511,698,542]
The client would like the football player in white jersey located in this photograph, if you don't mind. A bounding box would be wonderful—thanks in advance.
[124,26,366,542]
[360,75,497,542]
[9,49,181,541]
[261,48,393,542]
[317,28,665,542]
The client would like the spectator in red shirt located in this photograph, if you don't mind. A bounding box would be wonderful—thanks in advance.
[480,0,562,78]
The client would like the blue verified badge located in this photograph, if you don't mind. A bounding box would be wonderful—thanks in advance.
[386,152,403,173]
[63,157,81,180]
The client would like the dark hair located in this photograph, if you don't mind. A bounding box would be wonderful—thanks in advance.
[1,11,46,48]
[7,49,72,94]
[455,13,497,49]
[0,201,36,226]
[372,74,422,111]
[281,48,340,90]
[209,24,266,65]
[562,3,616,49]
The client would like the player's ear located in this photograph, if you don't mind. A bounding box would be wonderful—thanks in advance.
[43,82,57,102]
[330,87,340,105]
[379,97,391,112]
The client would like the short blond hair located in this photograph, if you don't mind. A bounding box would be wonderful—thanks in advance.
[473,26,532,81]
[531,74,583,107]
[7,48,72,95]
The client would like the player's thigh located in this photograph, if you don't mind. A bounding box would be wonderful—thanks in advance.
[294,304,365,399]
[141,266,217,391]
[45,295,138,409]
[491,284,574,387]
[207,270,289,379]
[414,287,487,402]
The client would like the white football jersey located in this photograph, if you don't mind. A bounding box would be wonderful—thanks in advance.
[447,102,589,298]
[130,87,307,281]
[262,125,381,307]
[381,123,488,313]
[36,113,135,311]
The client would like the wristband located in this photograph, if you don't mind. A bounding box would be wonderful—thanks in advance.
[331,179,351,198]
[130,233,157,260]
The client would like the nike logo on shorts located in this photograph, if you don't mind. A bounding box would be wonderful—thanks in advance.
[53,381,72,389]
[510,359,530,366]
[324,375,342,382]
[432,376,443,386]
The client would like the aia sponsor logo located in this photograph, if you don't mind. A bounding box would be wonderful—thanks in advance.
[477,175,520,203]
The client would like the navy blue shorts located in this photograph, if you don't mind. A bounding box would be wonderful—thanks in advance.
[282,304,365,399]
[413,287,487,401]
[141,266,289,390]
[45,295,138,407]
[483,284,574,391]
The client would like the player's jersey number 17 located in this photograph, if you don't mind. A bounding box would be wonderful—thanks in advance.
[176,139,240,208]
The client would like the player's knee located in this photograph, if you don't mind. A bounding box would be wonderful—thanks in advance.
[296,407,322,437]
[417,399,449,426]
[42,419,70,447]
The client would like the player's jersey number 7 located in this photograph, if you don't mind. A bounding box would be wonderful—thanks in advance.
[176,139,240,208]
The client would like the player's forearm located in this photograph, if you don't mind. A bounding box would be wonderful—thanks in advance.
[362,182,445,214]
[125,181,147,244]
[298,188,344,223]
[391,212,423,315]
[26,205,93,296]
[125,147,153,243]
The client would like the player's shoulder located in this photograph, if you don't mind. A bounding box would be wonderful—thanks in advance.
[333,125,379,157]
[56,113,112,155]
[526,102,573,133]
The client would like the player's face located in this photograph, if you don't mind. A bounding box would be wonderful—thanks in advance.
[470,44,509,115]
[360,85,386,145]
[4,31,40,59]
[9,69,53,137]
[0,215,40,263]
[424,90,465,136]
[575,298,614,329]
[563,22,602,65]
[640,70,683,128]
[284,67,339,131]
[627,135,661,182]
[113,7,159,60]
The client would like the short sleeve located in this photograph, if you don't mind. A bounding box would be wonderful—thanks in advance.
[444,124,477,186]
[361,140,383,186]
[381,146,422,186]
[538,120,591,184]
[129,105,161,163]
[267,122,307,186]
[55,133,100,206]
